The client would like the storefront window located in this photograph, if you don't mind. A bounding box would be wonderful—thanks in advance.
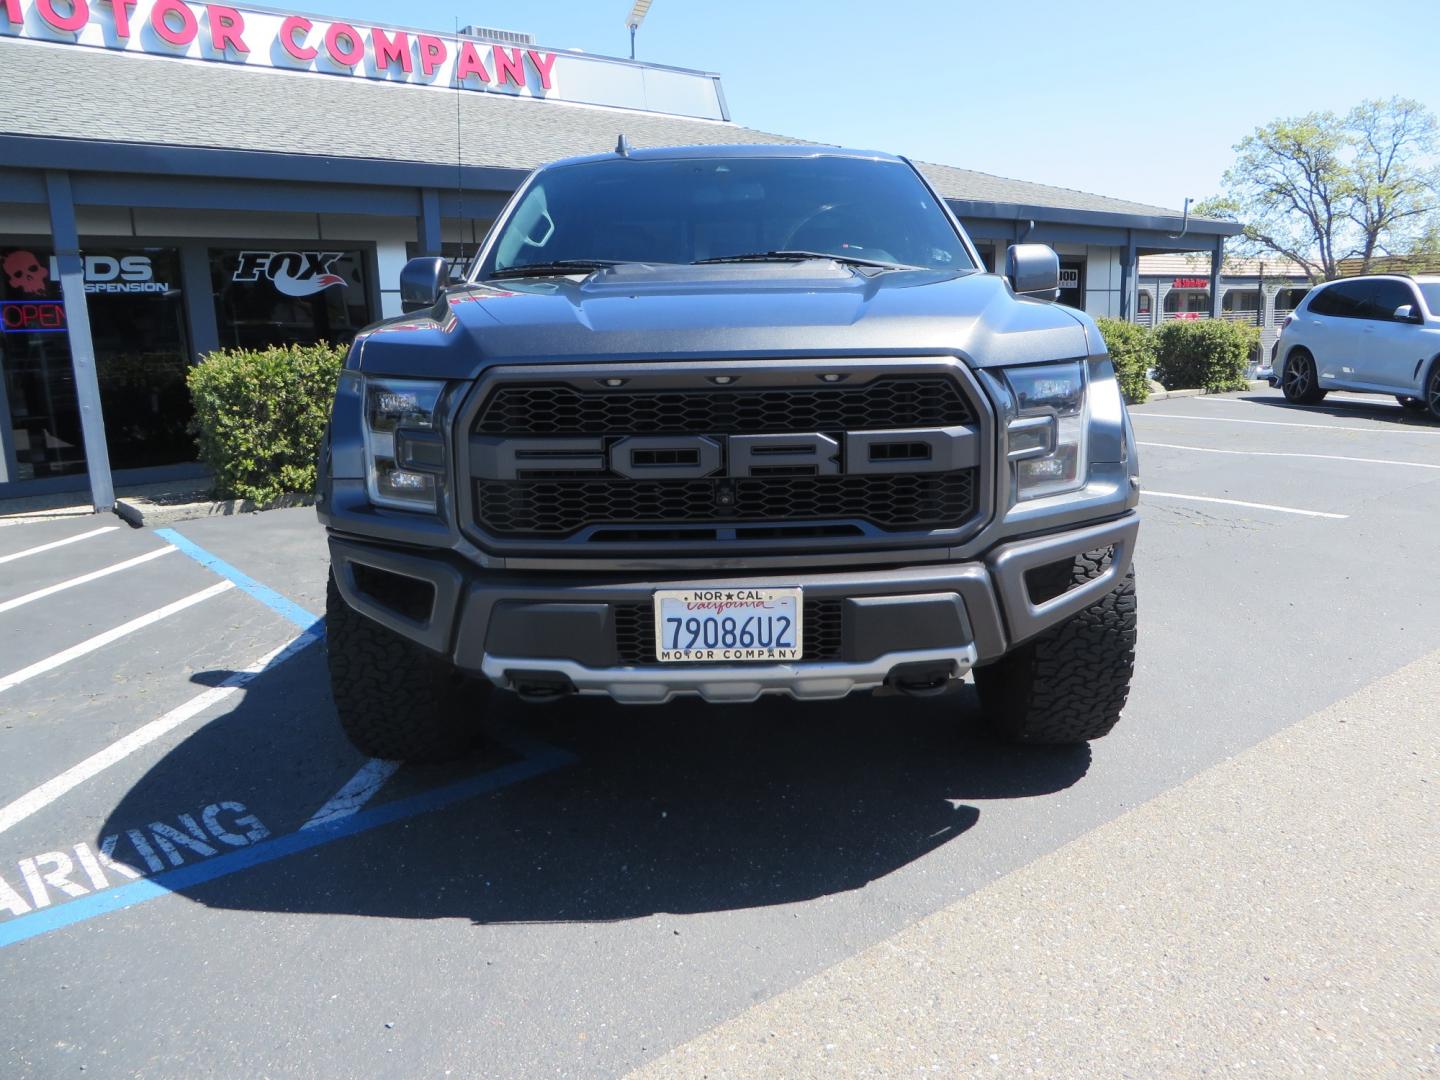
[90,248,191,471]
[404,242,471,282]
[1164,288,1210,314]
[2,243,190,480]
[1057,262,1083,308]
[210,248,372,350]
[2,244,81,480]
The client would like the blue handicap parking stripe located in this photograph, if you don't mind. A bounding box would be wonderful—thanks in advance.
[0,746,576,950]
[155,527,320,633]
[0,526,579,950]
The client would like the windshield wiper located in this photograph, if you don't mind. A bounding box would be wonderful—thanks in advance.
[693,250,919,270]
[488,259,623,279]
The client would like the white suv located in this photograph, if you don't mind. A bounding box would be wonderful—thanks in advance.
[1266,274,1440,419]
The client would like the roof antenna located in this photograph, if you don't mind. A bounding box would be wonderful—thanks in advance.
[615,133,632,157]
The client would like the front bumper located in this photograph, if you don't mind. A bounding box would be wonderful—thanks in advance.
[328,512,1138,705]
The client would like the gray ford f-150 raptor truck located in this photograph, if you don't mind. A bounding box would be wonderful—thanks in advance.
[316,145,1139,761]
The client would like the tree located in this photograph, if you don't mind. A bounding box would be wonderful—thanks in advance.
[1204,98,1439,281]
[1346,98,1438,267]
[1414,218,1440,256]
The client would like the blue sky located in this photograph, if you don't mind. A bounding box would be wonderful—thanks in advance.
[291,0,1439,212]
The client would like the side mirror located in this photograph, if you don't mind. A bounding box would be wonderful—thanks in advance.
[1005,243,1060,297]
[399,256,449,313]
[1393,304,1419,323]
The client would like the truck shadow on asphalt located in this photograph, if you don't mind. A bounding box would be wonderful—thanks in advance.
[95,643,1090,924]
[1230,392,1438,427]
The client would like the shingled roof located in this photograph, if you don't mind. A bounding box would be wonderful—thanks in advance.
[2,38,1200,225]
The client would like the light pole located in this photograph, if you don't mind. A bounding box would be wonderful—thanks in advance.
[626,0,652,59]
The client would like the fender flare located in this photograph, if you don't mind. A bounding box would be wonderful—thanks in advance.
[1419,352,1440,392]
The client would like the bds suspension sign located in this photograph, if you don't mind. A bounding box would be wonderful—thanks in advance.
[0,0,563,97]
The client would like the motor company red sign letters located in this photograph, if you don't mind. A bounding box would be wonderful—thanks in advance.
[0,0,559,94]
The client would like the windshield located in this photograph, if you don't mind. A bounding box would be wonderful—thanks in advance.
[1420,283,1440,314]
[477,155,976,277]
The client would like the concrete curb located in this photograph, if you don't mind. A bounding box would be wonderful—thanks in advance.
[0,505,98,528]
[114,491,316,528]
[1133,379,1271,405]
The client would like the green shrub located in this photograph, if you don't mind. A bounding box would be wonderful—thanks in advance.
[1152,319,1253,392]
[187,343,345,503]
[1235,321,1263,368]
[1094,317,1154,404]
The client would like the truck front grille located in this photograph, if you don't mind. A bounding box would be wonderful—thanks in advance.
[474,472,976,537]
[462,364,989,552]
[614,600,844,665]
[474,376,973,436]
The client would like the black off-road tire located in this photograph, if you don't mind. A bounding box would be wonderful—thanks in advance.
[974,553,1137,744]
[1281,348,1327,405]
[325,572,483,762]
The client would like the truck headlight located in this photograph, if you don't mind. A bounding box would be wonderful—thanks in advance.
[363,377,446,511]
[1004,361,1088,500]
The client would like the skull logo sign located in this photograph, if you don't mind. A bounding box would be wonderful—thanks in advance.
[3,251,49,296]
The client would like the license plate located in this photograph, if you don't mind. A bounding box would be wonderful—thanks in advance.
[652,587,803,663]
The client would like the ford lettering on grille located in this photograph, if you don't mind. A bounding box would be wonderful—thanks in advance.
[471,428,978,481]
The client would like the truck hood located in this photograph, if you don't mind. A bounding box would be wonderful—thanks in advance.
[355,261,1094,380]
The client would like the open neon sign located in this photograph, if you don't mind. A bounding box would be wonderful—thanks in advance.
[0,301,67,334]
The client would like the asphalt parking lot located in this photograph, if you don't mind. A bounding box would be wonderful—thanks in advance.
[2,387,1438,1078]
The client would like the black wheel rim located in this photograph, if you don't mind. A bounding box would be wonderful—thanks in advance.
[1430,369,1440,414]
[1285,355,1312,397]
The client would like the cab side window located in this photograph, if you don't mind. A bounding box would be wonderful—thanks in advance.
[1309,281,1367,318]
[1360,280,1419,322]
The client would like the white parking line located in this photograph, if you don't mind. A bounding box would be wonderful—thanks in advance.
[0,546,176,614]
[1133,413,1440,436]
[1144,491,1349,519]
[0,526,119,565]
[0,580,233,695]
[0,626,320,835]
[1193,392,1399,407]
[300,759,403,830]
[1138,441,1440,470]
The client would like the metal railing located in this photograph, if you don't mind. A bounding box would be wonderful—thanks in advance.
[1130,302,1302,330]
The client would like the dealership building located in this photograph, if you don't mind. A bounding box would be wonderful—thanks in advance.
[0,0,1240,506]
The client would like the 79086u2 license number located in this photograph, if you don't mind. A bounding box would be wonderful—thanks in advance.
[652,588,803,663]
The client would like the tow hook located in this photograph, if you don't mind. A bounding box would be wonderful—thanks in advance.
[507,671,577,703]
[884,660,957,698]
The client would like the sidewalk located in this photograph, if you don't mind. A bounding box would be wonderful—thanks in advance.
[0,478,213,527]
[633,649,1440,1078]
